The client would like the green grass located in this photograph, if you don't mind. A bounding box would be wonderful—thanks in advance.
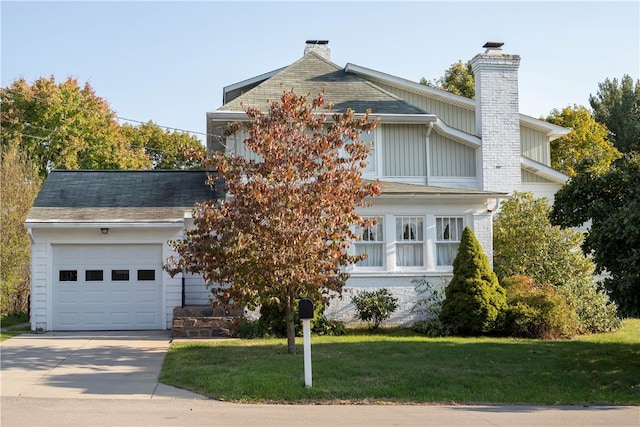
[0,313,30,341]
[160,319,640,405]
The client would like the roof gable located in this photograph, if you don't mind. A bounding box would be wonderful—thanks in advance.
[217,53,426,116]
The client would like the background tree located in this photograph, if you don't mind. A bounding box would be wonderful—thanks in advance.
[551,154,640,317]
[420,60,475,99]
[121,121,205,169]
[545,105,621,177]
[494,192,620,331]
[1,76,150,177]
[1,146,43,315]
[589,75,640,153]
[167,90,381,354]
[439,227,507,335]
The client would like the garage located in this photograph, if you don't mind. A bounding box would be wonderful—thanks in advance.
[26,170,221,332]
[52,244,163,331]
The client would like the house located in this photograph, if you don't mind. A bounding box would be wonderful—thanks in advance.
[206,41,570,324]
[26,41,570,331]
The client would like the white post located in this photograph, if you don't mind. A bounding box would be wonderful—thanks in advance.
[303,318,312,388]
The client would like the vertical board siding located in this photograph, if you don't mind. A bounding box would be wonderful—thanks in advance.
[374,83,476,134]
[520,126,550,165]
[430,132,476,177]
[226,130,262,162]
[382,124,426,177]
[522,169,552,183]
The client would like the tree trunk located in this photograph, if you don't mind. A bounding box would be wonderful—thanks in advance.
[285,296,296,355]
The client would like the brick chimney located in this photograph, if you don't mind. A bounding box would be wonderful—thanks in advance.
[304,40,331,61]
[471,42,522,194]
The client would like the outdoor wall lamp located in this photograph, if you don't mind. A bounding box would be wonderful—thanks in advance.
[100,228,109,235]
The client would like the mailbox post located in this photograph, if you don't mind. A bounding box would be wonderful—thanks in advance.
[298,298,314,388]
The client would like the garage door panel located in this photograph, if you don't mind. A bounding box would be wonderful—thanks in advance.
[52,244,163,331]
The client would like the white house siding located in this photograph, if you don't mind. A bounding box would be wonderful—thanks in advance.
[373,82,477,135]
[28,226,184,331]
[521,126,551,165]
[381,124,426,178]
[184,272,211,305]
[522,181,563,205]
[429,132,476,177]
[333,197,495,326]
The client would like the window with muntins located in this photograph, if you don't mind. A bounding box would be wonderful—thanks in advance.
[355,217,384,267]
[395,216,424,266]
[436,217,464,266]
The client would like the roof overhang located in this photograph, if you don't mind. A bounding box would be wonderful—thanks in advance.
[519,115,572,141]
[208,110,440,124]
[344,63,476,110]
[521,156,569,184]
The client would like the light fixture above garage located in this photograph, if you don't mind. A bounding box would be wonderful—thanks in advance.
[100,228,109,235]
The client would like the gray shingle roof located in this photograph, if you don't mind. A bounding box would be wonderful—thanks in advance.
[28,170,222,223]
[217,53,427,115]
[32,170,219,208]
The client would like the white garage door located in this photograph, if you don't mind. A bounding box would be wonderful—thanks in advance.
[52,244,163,330]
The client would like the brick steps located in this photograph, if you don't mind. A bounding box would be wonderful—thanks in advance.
[171,305,243,338]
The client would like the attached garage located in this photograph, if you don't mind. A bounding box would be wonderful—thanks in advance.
[52,244,163,330]
[26,170,222,332]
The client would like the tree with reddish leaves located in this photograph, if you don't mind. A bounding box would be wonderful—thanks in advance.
[168,90,381,354]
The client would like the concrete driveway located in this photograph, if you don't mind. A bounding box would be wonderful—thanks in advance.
[0,331,203,400]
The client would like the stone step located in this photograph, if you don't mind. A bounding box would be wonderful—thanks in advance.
[171,306,243,338]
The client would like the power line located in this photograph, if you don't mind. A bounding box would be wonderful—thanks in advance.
[1,86,226,140]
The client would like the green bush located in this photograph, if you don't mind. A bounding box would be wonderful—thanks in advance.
[439,227,507,335]
[234,298,346,338]
[557,279,621,333]
[493,192,621,332]
[410,318,451,337]
[351,288,398,330]
[502,275,581,339]
[411,276,447,320]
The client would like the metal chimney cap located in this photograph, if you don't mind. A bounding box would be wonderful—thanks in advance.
[483,41,504,49]
[305,40,329,45]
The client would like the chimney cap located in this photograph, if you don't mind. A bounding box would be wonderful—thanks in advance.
[306,40,329,45]
[482,41,504,49]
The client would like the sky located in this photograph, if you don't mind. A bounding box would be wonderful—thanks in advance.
[2,1,639,145]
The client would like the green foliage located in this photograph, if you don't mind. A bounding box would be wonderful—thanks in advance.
[121,121,205,170]
[351,288,399,330]
[411,276,447,320]
[235,298,346,338]
[420,60,475,99]
[1,76,150,177]
[545,105,621,177]
[501,276,581,339]
[495,192,621,329]
[439,227,507,335]
[551,154,640,317]
[0,146,42,316]
[589,75,640,153]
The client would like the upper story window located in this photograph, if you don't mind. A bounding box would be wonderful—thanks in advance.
[436,217,464,266]
[395,216,424,267]
[354,216,384,267]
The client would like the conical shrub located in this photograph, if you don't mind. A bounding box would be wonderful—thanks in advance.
[439,227,507,335]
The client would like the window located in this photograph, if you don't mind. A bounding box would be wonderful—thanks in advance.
[85,270,103,281]
[395,217,424,266]
[137,270,156,281]
[436,217,464,266]
[355,217,384,267]
[111,270,130,281]
[59,270,78,281]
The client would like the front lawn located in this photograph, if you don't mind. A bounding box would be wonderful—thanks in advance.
[160,318,640,405]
